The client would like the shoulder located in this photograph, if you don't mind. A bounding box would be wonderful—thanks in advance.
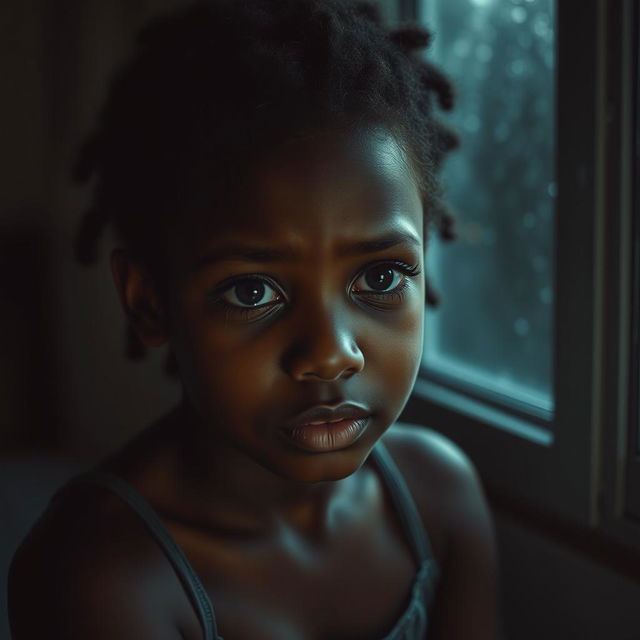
[382,422,502,639]
[8,480,193,639]
[381,421,489,535]
[380,420,496,555]
[382,421,477,484]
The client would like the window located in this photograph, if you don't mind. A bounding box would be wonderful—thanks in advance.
[419,0,556,443]
[402,0,640,547]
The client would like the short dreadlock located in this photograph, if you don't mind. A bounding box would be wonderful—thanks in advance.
[73,0,459,374]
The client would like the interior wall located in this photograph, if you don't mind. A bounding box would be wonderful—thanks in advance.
[495,513,640,640]
[1,0,187,461]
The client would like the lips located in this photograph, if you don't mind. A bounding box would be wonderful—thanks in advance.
[283,403,371,430]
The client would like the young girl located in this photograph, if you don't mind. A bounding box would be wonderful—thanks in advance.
[8,1,500,638]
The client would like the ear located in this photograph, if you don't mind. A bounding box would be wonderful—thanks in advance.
[110,249,168,347]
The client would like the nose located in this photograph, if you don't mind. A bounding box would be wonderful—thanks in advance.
[283,306,365,382]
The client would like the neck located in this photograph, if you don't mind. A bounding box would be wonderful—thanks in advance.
[161,398,354,540]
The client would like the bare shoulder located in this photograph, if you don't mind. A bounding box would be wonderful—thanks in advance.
[381,421,489,536]
[381,421,502,640]
[8,483,193,639]
[382,421,478,485]
[380,420,495,555]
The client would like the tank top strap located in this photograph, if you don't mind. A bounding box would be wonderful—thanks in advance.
[52,471,220,640]
[369,440,435,568]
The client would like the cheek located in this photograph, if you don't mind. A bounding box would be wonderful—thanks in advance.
[378,302,424,389]
[171,307,279,421]
[358,289,424,413]
[177,328,277,418]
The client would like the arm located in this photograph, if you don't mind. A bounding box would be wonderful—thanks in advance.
[8,544,185,640]
[387,424,503,640]
[424,437,502,640]
[8,509,187,639]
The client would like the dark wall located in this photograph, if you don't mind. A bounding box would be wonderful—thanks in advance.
[0,0,190,460]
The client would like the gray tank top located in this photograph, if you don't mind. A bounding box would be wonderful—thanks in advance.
[53,440,439,639]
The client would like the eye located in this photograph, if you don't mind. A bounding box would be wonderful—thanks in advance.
[352,261,421,295]
[353,264,403,293]
[218,277,283,308]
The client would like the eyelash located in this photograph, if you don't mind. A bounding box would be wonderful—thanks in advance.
[208,260,422,321]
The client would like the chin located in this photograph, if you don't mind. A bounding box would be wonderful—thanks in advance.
[274,441,375,484]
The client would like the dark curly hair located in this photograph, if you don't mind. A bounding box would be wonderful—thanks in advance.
[73,0,459,373]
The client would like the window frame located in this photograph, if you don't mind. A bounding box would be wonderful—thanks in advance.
[627,0,640,519]
[600,0,640,551]
[400,0,617,533]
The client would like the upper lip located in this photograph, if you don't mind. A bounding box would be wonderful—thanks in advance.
[284,403,371,429]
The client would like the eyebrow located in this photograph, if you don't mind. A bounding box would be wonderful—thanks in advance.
[193,230,422,271]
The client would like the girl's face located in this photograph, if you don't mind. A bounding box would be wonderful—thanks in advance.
[164,126,425,483]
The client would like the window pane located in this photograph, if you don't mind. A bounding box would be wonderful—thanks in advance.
[419,0,556,414]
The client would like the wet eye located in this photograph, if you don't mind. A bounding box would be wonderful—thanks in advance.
[220,277,282,308]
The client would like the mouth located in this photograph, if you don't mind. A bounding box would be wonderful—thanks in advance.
[281,403,372,453]
[281,417,370,453]
[284,402,371,429]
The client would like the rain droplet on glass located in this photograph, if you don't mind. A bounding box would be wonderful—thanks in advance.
[514,317,530,336]
[511,6,528,23]
[539,286,552,305]
[510,59,527,76]
[533,17,549,37]
[476,43,493,62]
[531,255,547,272]
[454,38,472,58]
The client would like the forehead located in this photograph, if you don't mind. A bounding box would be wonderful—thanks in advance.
[171,126,423,265]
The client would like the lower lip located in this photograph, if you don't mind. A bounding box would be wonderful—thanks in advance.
[281,417,370,453]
